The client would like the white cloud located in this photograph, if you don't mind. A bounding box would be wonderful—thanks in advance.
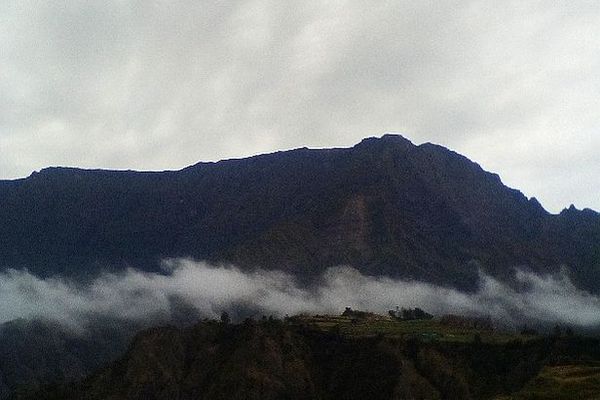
[1,259,599,331]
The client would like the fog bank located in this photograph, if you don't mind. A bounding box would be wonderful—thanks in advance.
[0,260,597,331]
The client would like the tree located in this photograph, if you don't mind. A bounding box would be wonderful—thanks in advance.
[565,326,575,337]
[413,308,433,320]
[551,324,562,338]
[401,308,413,320]
[220,311,230,325]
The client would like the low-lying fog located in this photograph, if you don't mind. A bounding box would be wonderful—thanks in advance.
[1,259,598,332]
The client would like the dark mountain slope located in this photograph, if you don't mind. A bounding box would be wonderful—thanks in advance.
[0,319,137,398]
[0,135,598,291]
[15,319,597,400]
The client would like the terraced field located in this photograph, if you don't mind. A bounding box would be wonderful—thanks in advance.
[289,314,539,344]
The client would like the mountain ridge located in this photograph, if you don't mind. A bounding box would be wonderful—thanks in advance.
[0,134,598,292]
[8,134,592,217]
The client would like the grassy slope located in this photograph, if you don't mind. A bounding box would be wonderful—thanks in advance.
[497,364,600,400]
[294,314,538,344]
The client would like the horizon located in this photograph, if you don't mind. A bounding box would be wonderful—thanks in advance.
[3,132,595,214]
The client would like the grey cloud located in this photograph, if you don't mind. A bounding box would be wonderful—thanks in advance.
[1,259,599,332]
[1,1,599,212]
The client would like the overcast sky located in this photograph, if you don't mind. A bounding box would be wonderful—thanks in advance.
[1,1,598,213]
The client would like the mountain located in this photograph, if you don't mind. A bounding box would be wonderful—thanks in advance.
[13,318,600,400]
[1,134,599,291]
[0,318,137,398]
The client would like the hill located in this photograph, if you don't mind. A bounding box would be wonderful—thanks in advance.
[1,134,598,291]
[13,316,600,400]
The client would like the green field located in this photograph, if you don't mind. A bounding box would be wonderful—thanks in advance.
[289,314,538,344]
[496,363,600,400]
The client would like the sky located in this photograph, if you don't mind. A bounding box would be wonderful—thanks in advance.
[0,1,598,213]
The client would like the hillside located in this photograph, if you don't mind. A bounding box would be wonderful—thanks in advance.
[13,316,600,400]
[0,318,137,399]
[0,135,598,291]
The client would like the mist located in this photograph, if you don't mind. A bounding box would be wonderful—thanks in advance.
[1,259,598,332]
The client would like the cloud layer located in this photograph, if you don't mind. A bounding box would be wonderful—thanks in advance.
[2,259,599,331]
[1,1,599,212]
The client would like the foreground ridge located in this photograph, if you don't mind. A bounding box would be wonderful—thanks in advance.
[14,313,600,400]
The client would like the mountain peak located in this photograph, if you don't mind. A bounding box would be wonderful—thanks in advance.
[359,133,413,143]
[355,134,415,152]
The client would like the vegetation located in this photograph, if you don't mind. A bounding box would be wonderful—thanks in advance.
[497,364,600,400]
[388,307,434,321]
[12,311,600,400]
[289,311,518,344]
